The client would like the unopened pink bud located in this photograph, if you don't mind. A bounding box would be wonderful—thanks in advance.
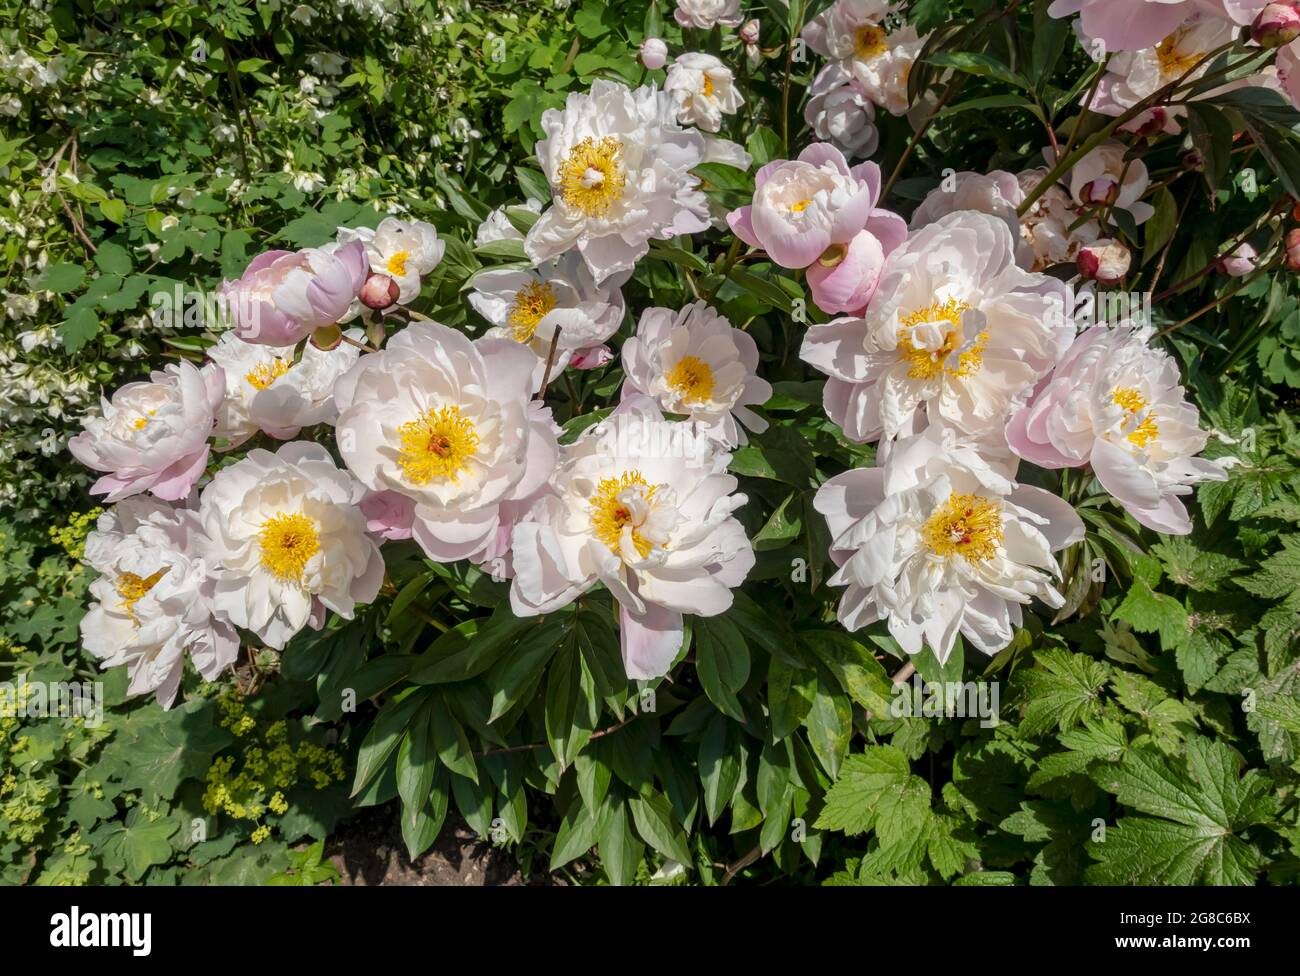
[740,19,760,45]
[1252,3,1300,48]
[1217,242,1258,278]
[360,273,400,310]
[640,37,668,71]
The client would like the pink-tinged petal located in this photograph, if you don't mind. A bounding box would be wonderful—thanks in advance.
[241,249,295,279]
[864,210,909,256]
[753,159,787,192]
[1080,1,1188,51]
[750,205,832,268]
[570,344,613,369]
[619,601,684,680]
[1126,494,1193,535]
[849,160,883,205]
[1091,437,1162,510]
[806,230,885,315]
[147,447,211,501]
[1006,404,1075,468]
[726,206,762,249]
[797,142,851,176]
[412,504,500,562]
[1009,485,1085,550]
[360,490,415,541]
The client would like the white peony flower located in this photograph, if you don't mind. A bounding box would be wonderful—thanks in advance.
[467,251,628,389]
[803,3,925,116]
[208,329,361,447]
[1085,15,1239,135]
[510,400,755,679]
[69,359,225,502]
[333,320,558,565]
[200,441,384,650]
[674,0,743,30]
[621,301,772,448]
[1007,324,1234,535]
[524,81,710,285]
[80,496,238,707]
[337,217,445,304]
[800,210,1072,444]
[664,52,744,132]
[804,63,880,159]
[814,425,1084,663]
[910,170,1024,242]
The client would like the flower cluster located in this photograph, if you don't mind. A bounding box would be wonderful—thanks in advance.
[69,2,1251,702]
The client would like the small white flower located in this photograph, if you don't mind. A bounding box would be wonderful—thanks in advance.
[1065,141,1155,225]
[201,441,383,650]
[468,251,627,389]
[664,52,744,132]
[621,301,771,448]
[207,329,361,447]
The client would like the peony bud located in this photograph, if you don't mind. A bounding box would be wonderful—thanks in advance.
[1077,238,1131,285]
[1217,241,1258,277]
[640,38,668,71]
[310,323,343,351]
[360,272,399,310]
[1252,3,1300,48]
[1080,178,1119,207]
[1182,149,1205,172]
[1286,228,1300,271]
[739,19,760,45]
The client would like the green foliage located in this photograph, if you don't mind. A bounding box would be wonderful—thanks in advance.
[4,0,1300,888]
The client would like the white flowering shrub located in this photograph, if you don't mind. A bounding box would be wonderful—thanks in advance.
[7,0,1300,887]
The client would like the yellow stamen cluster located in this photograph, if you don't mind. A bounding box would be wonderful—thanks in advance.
[702,74,715,97]
[386,250,410,277]
[665,355,715,404]
[560,136,626,217]
[508,280,558,343]
[854,24,888,60]
[1156,31,1199,79]
[245,358,292,391]
[590,471,659,559]
[922,493,1004,563]
[896,299,986,379]
[1111,387,1159,448]
[396,404,480,485]
[116,568,168,622]
[258,512,320,583]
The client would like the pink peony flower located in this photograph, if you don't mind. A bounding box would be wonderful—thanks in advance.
[221,240,368,346]
[726,143,905,314]
[69,360,224,503]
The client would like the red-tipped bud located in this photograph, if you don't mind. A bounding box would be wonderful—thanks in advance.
[740,19,760,45]
[360,273,399,310]
[1077,238,1131,285]
[1252,3,1300,48]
